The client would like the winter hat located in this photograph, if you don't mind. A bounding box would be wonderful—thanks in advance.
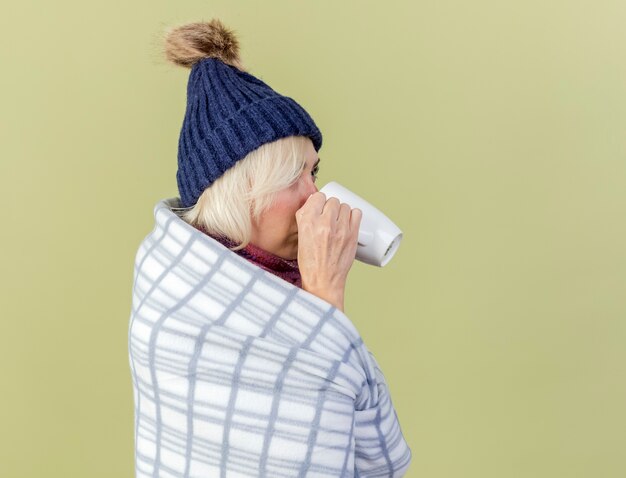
[163,19,323,208]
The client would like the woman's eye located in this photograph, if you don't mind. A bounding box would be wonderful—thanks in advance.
[311,164,319,180]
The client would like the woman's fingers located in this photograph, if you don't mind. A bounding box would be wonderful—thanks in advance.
[350,207,362,232]
[337,202,351,224]
[322,197,341,221]
[296,192,326,222]
[297,194,361,240]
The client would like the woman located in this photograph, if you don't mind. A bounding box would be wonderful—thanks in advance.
[128,19,411,477]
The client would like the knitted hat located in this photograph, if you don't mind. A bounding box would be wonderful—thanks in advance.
[164,19,323,208]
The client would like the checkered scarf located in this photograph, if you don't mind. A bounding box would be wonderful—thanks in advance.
[128,197,412,477]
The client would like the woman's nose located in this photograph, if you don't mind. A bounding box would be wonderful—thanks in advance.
[306,177,318,195]
[300,180,318,209]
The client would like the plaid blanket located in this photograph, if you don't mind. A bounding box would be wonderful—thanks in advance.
[128,197,412,477]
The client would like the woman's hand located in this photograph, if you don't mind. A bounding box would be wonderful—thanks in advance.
[295,192,362,312]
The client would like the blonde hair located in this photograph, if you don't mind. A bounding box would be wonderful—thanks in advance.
[179,135,311,251]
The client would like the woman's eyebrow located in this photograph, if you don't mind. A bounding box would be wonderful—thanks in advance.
[312,157,321,168]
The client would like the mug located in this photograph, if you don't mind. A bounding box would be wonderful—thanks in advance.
[319,181,403,267]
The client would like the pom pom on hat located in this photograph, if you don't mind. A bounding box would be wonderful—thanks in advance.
[164,18,244,70]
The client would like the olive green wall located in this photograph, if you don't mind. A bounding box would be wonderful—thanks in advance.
[2,1,625,476]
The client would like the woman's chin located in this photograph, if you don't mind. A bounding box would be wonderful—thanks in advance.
[288,244,299,261]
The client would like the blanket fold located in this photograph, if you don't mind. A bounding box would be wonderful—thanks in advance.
[128,197,412,477]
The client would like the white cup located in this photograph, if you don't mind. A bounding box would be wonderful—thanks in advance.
[319,181,403,267]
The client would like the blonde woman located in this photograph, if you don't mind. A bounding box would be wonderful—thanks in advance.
[128,19,411,477]
[180,135,357,312]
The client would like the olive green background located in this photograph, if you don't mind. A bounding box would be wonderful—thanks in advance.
[1,0,625,476]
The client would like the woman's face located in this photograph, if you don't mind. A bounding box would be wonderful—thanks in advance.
[250,139,321,260]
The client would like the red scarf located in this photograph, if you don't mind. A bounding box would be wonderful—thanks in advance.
[193,224,302,288]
